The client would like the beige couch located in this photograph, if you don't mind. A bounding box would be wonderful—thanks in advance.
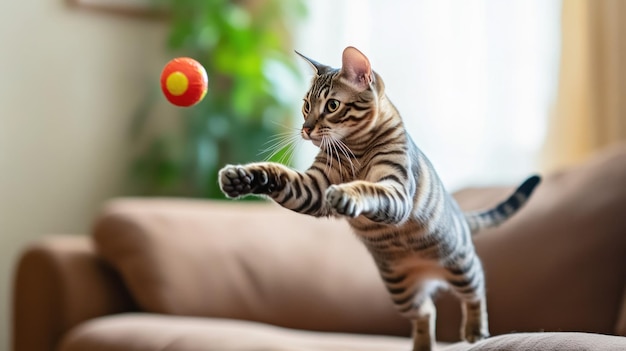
[12,145,626,351]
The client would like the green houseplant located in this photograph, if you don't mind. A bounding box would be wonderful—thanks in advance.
[130,0,306,199]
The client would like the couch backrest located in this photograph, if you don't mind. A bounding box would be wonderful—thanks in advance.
[93,198,411,336]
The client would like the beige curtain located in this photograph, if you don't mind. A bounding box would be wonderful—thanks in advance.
[542,0,626,172]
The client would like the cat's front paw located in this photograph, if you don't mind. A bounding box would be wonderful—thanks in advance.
[325,185,364,218]
[219,165,268,198]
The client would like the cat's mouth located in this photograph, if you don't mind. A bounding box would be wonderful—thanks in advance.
[301,130,322,147]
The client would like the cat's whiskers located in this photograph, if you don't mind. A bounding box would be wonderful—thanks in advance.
[323,131,357,180]
[321,134,335,175]
[280,136,300,165]
[330,138,345,181]
[331,135,359,179]
[260,129,301,164]
[320,130,347,181]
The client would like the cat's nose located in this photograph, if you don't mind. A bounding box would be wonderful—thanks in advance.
[302,117,315,136]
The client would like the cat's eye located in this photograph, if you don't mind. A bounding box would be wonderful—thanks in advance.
[326,99,340,113]
[302,99,311,114]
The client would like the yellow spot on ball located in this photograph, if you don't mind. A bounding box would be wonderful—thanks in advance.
[166,71,189,96]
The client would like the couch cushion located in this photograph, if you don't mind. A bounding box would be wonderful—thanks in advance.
[60,314,414,351]
[59,314,626,351]
[443,332,626,351]
[92,199,410,336]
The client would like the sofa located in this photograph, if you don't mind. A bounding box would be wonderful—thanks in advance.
[12,145,626,351]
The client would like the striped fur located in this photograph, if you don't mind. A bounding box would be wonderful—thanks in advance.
[464,175,541,233]
[219,47,540,351]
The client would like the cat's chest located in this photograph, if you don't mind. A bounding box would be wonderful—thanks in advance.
[349,216,426,250]
[321,148,406,184]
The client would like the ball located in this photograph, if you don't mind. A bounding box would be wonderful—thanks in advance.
[160,57,208,107]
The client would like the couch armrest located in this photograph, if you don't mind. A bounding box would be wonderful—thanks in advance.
[12,235,136,351]
[617,287,626,336]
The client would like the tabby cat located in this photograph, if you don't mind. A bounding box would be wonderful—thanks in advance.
[218,46,540,351]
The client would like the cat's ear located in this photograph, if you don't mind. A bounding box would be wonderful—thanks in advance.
[295,50,330,75]
[340,46,372,91]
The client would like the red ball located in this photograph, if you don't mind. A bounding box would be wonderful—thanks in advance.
[160,57,208,107]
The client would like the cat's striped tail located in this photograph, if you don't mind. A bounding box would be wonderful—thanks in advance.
[464,175,541,234]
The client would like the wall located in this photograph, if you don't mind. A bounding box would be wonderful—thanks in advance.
[0,1,169,350]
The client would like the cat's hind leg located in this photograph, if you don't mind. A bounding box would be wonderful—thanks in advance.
[460,296,489,343]
[409,297,436,351]
[446,255,490,343]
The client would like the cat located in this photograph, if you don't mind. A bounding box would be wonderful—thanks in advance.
[218,46,540,351]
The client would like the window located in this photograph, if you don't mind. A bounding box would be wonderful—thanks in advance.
[295,0,561,191]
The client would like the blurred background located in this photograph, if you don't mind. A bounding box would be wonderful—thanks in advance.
[2,0,626,350]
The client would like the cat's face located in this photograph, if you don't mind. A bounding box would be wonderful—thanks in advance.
[298,47,381,148]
